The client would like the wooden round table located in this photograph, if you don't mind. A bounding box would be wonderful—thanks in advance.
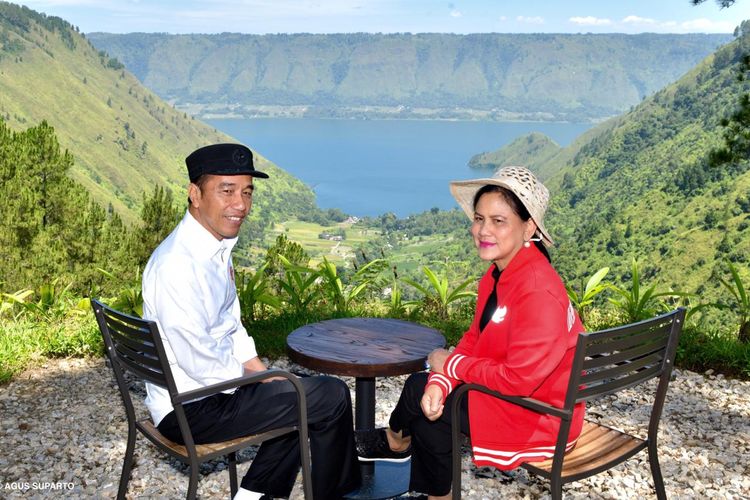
[286,317,446,500]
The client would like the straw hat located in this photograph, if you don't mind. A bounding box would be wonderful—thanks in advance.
[449,166,554,246]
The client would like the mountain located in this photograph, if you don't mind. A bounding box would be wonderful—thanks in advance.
[87,32,731,122]
[533,25,750,299]
[0,2,315,223]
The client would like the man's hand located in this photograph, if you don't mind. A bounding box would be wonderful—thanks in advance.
[427,348,451,375]
[243,357,286,383]
[420,384,445,421]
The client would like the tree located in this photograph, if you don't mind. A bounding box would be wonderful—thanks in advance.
[130,185,181,266]
[691,0,737,8]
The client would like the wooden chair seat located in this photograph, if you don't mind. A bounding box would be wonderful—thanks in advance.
[137,419,294,460]
[526,420,646,480]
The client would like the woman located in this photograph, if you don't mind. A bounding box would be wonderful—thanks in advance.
[356,166,585,499]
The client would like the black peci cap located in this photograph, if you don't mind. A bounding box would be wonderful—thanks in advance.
[185,143,269,182]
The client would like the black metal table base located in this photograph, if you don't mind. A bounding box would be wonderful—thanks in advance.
[347,377,411,499]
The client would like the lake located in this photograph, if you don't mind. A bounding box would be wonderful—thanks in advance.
[206,118,592,218]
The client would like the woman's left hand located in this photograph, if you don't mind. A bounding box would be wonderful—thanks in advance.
[427,348,451,375]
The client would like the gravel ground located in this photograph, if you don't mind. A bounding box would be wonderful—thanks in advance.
[1,356,748,499]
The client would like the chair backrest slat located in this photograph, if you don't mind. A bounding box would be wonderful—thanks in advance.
[107,325,159,361]
[583,333,668,370]
[583,322,671,357]
[582,349,665,386]
[104,316,158,357]
[578,362,662,401]
[113,339,164,373]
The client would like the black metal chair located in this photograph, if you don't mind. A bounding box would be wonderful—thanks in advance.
[451,308,686,500]
[91,298,313,499]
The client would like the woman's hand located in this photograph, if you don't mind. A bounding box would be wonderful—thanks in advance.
[427,348,451,375]
[420,384,445,421]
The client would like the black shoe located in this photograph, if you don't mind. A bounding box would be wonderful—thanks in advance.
[355,428,411,463]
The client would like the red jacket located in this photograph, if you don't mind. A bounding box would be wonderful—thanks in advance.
[428,245,585,469]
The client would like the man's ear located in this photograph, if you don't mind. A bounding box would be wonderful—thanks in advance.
[188,183,201,207]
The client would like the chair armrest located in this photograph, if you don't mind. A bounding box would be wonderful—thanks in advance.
[172,369,303,404]
[453,383,572,420]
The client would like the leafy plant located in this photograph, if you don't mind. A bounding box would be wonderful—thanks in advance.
[385,266,416,318]
[1,289,35,320]
[317,257,387,314]
[566,266,610,327]
[1,280,74,320]
[236,263,281,322]
[403,265,476,320]
[608,258,690,323]
[276,255,321,315]
[715,260,750,343]
[98,268,143,317]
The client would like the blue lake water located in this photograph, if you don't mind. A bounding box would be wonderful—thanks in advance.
[206,118,592,218]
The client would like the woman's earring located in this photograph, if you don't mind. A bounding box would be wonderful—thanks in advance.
[523,240,531,248]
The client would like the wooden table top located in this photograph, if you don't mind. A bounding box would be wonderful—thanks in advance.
[286,317,446,378]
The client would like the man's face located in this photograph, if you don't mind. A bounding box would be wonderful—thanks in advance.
[188,174,254,240]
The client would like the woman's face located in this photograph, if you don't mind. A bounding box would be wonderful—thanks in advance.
[471,191,536,269]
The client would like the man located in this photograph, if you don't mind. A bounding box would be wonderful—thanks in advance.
[142,143,361,500]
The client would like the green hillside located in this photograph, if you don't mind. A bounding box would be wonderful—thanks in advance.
[87,32,730,122]
[0,2,315,224]
[468,132,562,180]
[540,25,750,300]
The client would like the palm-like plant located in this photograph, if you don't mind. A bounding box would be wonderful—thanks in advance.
[716,260,750,343]
[236,263,281,322]
[403,265,476,320]
[608,258,690,323]
[566,267,610,327]
[317,257,387,314]
[1,289,35,319]
[276,255,321,315]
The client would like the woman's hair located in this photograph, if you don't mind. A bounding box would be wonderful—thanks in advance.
[472,185,551,262]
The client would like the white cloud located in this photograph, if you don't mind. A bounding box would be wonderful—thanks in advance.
[516,15,544,25]
[569,16,612,26]
[498,15,507,22]
[680,18,734,32]
[622,15,656,25]
[450,10,462,18]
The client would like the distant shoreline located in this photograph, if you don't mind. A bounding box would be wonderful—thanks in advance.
[178,103,607,124]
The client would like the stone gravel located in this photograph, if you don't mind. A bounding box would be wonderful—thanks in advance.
[0,357,748,499]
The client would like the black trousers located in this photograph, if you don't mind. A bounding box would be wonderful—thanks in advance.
[389,372,470,497]
[158,375,361,499]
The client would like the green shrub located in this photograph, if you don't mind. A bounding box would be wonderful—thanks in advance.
[677,325,750,378]
[0,314,102,384]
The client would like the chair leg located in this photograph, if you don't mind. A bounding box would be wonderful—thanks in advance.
[228,452,238,498]
[648,442,667,500]
[117,425,137,500]
[550,477,563,500]
[186,460,200,500]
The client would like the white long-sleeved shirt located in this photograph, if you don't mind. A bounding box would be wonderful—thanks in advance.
[142,211,257,426]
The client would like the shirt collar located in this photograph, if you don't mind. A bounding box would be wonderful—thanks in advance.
[181,210,239,260]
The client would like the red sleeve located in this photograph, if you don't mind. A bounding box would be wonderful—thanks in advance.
[444,290,570,396]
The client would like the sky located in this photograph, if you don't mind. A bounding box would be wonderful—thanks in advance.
[11,0,748,35]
